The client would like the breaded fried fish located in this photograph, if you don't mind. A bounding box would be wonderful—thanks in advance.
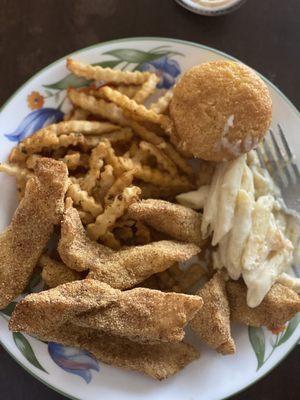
[58,205,113,271]
[39,255,82,288]
[0,158,68,309]
[127,199,205,246]
[9,279,203,343]
[227,280,300,329]
[189,271,235,355]
[88,241,200,289]
[10,321,199,380]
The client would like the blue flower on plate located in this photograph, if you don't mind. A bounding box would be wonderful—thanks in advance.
[4,108,64,142]
[48,342,99,383]
[138,56,181,89]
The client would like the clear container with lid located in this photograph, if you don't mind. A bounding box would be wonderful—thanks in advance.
[175,0,247,16]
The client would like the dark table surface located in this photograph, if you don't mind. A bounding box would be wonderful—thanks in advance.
[0,0,299,399]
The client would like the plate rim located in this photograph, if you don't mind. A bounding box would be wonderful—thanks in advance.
[1,36,299,118]
[0,36,299,400]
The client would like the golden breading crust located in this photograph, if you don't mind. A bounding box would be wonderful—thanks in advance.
[170,60,272,162]
[189,271,235,355]
[0,158,68,309]
[39,255,81,288]
[88,241,200,289]
[9,279,203,343]
[227,280,300,329]
[58,206,113,271]
[127,199,205,246]
[9,320,199,380]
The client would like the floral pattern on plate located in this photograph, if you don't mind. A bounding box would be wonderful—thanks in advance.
[48,343,99,383]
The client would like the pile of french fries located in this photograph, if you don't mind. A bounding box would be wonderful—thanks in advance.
[2,59,196,252]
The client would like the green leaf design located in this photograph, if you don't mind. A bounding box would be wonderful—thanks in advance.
[277,314,300,346]
[13,332,48,373]
[43,60,121,91]
[43,74,90,91]
[44,89,53,97]
[1,302,17,317]
[248,326,265,370]
[92,60,121,69]
[102,49,166,64]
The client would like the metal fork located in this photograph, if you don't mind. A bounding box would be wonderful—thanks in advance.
[256,124,300,213]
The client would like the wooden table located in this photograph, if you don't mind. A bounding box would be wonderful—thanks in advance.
[0,0,299,399]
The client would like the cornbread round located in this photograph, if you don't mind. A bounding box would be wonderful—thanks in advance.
[169,60,272,161]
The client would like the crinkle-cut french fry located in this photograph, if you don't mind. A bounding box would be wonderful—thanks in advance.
[80,142,108,193]
[99,230,122,250]
[64,196,74,210]
[150,90,173,114]
[55,121,119,135]
[82,136,101,149]
[132,149,149,164]
[77,210,95,225]
[14,131,86,160]
[96,164,115,202]
[102,139,126,176]
[104,170,135,205]
[26,154,42,169]
[67,89,191,174]
[55,133,86,149]
[126,120,193,175]
[100,86,172,131]
[26,121,120,149]
[139,141,177,176]
[0,163,32,201]
[157,142,193,176]
[68,89,128,125]
[128,141,139,157]
[67,183,102,217]
[61,152,90,170]
[114,84,141,98]
[125,120,162,145]
[123,141,140,159]
[8,147,27,165]
[39,254,81,288]
[69,108,90,121]
[0,163,33,180]
[87,186,141,240]
[119,157,192,190]
[100,128,133,144]
[67,58,151,85]
[89,86,141,100]
[133,74,160,104]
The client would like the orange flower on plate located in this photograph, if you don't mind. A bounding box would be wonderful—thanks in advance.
[268,325,286,334]
[27,91,44,110]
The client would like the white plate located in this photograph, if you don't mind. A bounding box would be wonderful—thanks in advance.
[0,37,299,400]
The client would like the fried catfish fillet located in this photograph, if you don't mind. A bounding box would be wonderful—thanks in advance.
[227,280,300,329]
[58,205,113,271]
[10,320,199,380]
[127,199,205,246]
[189,271,235,355]
[0,158,68,308]
[10,279,203,343]
[39,255,81,288]
[87,241,200,289]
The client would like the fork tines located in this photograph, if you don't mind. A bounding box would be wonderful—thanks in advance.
[256,124,300,188]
